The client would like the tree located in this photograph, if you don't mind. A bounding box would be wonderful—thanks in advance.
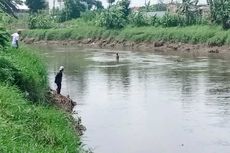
[178,0,198,25]
[81,0,104,10]
[25,0,47,12]
[207,0,216,22]
[207,0,230,29]
[0,0,22,17]
[58,0,84,22]
[116,0,130,18]
[213,0,230,29]
[107,0,115,7]
[94,0,103,9]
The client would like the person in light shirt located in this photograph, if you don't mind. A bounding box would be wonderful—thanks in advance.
[11,30,21,49]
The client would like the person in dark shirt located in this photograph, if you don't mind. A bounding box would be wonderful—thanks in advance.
[55,66,64,94]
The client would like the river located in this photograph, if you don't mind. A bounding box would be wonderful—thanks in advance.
[39,45,230,153]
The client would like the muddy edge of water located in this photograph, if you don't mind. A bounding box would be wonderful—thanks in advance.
[23,37,229,56]
[49,89,86,136]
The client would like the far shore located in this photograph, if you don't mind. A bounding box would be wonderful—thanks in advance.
[23,37,230,57]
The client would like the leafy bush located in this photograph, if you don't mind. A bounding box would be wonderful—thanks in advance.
[28,13,55,29]
[57,0,85,22]
[0,27,9,48]
[161,13,186,27]
[80,10,100,22]
[128,12,150,27]
[96,0,130,29]
[96,7,127,29]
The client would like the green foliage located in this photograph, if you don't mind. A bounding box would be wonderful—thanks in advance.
[128,12,150,27]
[178,0,199,25]
[0,26,9,48]
[0,39,83,153]
[24,19,230,46]
[214,0,230,29]
[0,57,22,84]
[58,0,85,22]
[80,10,99,22]
[116,0,131,18]
[161,13,186,27]
[207,31,228,46]
[1,47,48,101]
[141,2,167,12]
[28,12,55,29]
[26,0,47,13]
[96,7,127,29]
[0,85,81,153]
[96,0,130,29]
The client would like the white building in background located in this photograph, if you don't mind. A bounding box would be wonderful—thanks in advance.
[46,0,65,10]
[17,0,29,11]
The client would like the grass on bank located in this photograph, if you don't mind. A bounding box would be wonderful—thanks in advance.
[0,85,80,153]
[23,20,230,46]
[1,47,48,101]
[0,47,82,153]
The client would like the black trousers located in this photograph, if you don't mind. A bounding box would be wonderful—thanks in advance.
[56,83,61,94]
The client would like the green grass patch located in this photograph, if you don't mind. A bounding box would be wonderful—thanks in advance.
[1,47,48,101]
[0,85,81,153]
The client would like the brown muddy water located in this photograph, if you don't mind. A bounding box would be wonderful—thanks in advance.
[38,45,230,153]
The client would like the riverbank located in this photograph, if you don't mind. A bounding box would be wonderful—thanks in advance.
[0,47,84,152]
[24,38,227,56]
[22,21,230,55]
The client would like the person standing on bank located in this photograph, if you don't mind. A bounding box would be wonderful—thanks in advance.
[55,66,64,94]
[11,30,21,49]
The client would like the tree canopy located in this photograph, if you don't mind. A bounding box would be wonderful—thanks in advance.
[25,0,47,12]
[0,0,22,17]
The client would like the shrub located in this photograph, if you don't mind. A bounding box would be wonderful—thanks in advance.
[80,10,99,22]
[28,13,55,29]
[96,0,130,29]
[96,7,127,29]
[128,12,150,27]
[161,13,186,27]
[0,27,9,48]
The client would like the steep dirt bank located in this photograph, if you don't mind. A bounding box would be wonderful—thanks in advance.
[23,37,229,56]
[48,89,76,112]
[48,89,86,135]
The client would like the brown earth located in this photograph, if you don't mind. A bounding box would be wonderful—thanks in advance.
[47,89,86,135]
[23,37,230,57]
[48,89,76,112]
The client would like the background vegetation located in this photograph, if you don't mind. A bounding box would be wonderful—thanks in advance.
[17,0,230,47]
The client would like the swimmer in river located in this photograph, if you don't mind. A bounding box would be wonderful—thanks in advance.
[116,53,119,61]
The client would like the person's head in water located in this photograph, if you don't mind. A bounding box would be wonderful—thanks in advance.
[59,66,64,72]
[116,53,119,59]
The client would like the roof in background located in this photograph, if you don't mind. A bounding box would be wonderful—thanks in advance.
[16,1,29,10]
